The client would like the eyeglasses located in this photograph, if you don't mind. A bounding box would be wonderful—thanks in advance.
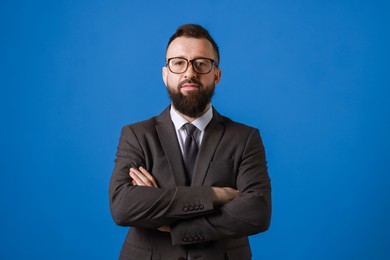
[166,57,218,74]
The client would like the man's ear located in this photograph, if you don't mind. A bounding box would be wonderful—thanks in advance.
[162,66,168,86]
[214,68,222,85]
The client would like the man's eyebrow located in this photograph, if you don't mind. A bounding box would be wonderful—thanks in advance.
[167,56,186,58]
[167,56,213,60]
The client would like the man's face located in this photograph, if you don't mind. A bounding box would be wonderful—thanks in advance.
[162,37,222,118]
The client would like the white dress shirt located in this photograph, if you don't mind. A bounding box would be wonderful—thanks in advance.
[170,105,213,155]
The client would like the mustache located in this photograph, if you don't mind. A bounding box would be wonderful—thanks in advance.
[178,78,203,88]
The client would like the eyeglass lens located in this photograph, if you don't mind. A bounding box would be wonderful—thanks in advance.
[168,58,213,74]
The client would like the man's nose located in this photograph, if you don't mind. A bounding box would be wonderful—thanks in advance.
[183,61,198,78]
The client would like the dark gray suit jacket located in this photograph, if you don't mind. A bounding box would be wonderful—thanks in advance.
[109,106,271,260]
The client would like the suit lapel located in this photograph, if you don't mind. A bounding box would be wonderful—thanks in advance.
[155,107,187,186]
[191,109,225,186]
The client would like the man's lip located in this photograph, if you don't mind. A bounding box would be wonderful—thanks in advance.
[181,83,199,88]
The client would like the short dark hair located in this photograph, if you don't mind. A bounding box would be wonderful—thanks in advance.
[166,24,220,65]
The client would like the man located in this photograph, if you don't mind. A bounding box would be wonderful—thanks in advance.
[109,24,271,260]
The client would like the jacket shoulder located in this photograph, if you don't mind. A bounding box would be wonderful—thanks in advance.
[121,106,170,133]
[219,114,259,134]
[121,116,159,134]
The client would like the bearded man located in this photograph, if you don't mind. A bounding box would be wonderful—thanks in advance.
[109,24,271,260]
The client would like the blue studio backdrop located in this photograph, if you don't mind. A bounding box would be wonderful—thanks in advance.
[1,0,389,259]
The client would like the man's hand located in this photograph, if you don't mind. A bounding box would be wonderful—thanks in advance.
[158,225,171,232]
[129,167,158,188]
[212,187,239,205]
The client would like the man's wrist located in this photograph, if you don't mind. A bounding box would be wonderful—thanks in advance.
[212,187,239,205]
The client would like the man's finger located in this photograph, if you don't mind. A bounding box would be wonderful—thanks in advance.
[139,167,158,187]
[130,168,149,186]
[129,168,145,186]
[130,168,154,187]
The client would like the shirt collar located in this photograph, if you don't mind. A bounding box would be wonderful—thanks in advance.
[170,105,213,132]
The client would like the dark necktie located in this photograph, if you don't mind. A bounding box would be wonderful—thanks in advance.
[183,123,198,184]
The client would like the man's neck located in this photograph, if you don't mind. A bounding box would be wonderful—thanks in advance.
[171,103,211,123]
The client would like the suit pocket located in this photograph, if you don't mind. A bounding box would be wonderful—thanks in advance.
[225,244,252,260]
[119,243,152,260]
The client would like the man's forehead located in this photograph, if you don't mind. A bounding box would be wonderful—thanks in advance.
[166,37,215,57]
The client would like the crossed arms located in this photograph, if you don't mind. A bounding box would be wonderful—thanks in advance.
[129,166,240,232]
[109,124,271,246]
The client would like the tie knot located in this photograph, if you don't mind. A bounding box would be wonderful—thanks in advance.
[184,123,197,135]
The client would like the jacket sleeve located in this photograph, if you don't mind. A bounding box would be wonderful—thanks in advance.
[169,128,271,245]
[109,125,214,229]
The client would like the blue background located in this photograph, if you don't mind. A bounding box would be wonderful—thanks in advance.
[1,0,389,259]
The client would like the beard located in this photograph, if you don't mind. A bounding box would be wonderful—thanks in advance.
[167,79,215,118]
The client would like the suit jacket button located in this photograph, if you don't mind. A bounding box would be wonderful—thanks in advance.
[199,204,204,210]
[183,237,188,242]
[194,205,199,210]
[188,205,194,211]
[183,206,188,212]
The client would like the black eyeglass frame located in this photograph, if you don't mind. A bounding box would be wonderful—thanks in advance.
[166,57,219,74]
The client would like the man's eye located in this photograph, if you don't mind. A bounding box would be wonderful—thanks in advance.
[173,60,185,66]
[195,60,209,67]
